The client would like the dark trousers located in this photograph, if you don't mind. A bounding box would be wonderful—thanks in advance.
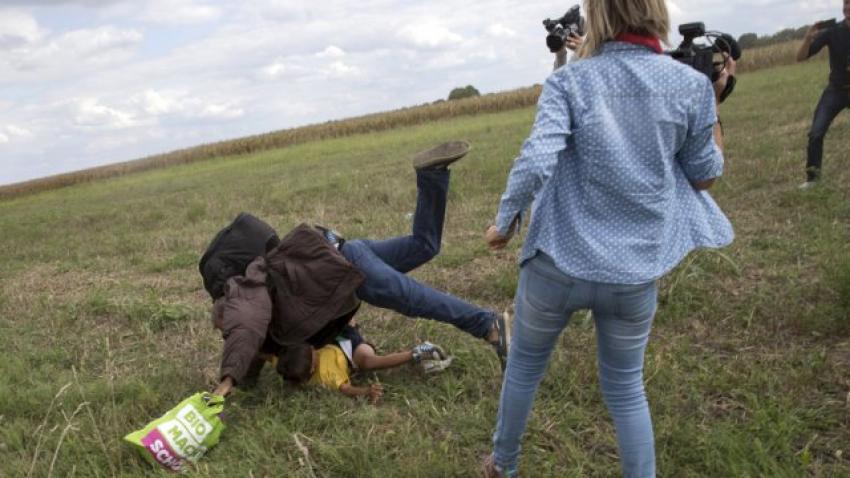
[341,169,496,338]
[807,86,850,180]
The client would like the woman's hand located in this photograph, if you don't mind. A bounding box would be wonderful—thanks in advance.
[485,215,520,250]
[485,226,510,250]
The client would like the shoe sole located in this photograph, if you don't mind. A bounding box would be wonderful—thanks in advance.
[421,356,453,374]
[495,311,511,372]
[412,141,471,170]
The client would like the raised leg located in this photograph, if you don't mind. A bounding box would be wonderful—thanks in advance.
[359,168,449,273]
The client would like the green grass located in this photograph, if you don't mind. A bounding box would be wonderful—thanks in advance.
[1,59,848,477]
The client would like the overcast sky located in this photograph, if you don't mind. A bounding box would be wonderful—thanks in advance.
[0,0,840,185]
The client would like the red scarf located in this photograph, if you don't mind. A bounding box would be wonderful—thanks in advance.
[615,32,663,54]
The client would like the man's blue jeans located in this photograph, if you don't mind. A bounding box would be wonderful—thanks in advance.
[493,253,657,478]
[807,86,850,180]
[341,168,496,339]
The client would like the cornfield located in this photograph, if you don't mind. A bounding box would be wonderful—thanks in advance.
[736,40,825,73]
[0,40,827,200]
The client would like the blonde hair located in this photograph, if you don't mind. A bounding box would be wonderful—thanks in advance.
[579,0,671,58]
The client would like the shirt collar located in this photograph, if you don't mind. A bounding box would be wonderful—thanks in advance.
[615,32,663,53]
[599,41,659,55]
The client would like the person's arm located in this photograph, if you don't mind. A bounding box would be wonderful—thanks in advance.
[689,53,741,191]
[677,75,727,191]
[353,343,414,371]
[339,382,384,403]
[214,259,272,387]
[554,48,568,70]
[797,25,826,62]
[486,74,571,249]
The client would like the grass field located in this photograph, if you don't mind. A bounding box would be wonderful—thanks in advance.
[1,58,849,477]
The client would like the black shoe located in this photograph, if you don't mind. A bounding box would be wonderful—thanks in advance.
[412,141,471,170]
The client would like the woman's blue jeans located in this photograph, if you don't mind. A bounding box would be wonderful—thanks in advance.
[493,253,657,478]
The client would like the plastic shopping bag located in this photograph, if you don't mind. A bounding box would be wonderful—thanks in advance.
[124,392,225,473]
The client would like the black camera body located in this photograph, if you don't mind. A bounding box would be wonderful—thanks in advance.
[543,5,586,53]
[667,22,741,82]
[667,23,716,79]
[666,22,741,102]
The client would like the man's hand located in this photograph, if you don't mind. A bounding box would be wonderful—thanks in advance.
[805,24,823,42]
[712,54,737,104]
[485,226,510,250]
[213,376,234,397]
[797,24,823,62]
[564,33,583,52]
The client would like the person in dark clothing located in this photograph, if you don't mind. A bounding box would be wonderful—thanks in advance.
[213,142,509,396]
[797,1,850,188]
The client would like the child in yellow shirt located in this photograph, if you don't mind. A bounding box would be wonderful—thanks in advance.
[276,323,450,403]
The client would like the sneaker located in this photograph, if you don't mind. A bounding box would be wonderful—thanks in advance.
[412,342,448,363]
[492,311,512,372]
[798,181,817,190]
[420,355,453,374]
[482,454,517,478]
[412,141,471,170]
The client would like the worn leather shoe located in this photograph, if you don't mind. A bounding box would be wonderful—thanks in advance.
[412,141,471,170]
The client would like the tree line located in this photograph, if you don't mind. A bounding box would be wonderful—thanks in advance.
[737,24,812,50]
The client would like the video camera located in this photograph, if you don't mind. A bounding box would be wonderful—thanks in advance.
[542,5,586,53]
[667,22,742,102]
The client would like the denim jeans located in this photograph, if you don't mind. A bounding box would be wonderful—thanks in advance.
[341,168,496,338]
[493,253,657,478]
[807,86,850,180]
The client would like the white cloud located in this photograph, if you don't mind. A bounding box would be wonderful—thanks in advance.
[399,20,463,48]
[487,24,517,38]
[0,133,8,144]
[130,89,244,120]
[2,25,142,75]
[85,132,143,153]
[95,0,221,26]
[668,1,684,18]
[262,60,289,79]
[140,0,222,25]
[73,98,136,129]
[139,90,176,115]
[0,8,45,48]
[327,60,357,77]
[6,124,32,137]
[59,26,141,59]
[317,45,345,58]
[199,102,243,119]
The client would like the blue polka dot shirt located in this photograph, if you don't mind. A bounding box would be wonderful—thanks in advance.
[496,42,734,284]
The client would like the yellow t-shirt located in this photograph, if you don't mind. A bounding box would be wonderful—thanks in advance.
[308,345,350,390]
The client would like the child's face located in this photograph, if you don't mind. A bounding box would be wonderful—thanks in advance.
[310,348,318,374]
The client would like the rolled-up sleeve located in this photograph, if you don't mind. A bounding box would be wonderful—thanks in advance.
[495,74,571,236]
[677,78,723,183]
